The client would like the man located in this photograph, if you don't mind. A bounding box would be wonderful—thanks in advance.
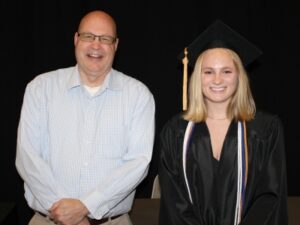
[16,10,155,225]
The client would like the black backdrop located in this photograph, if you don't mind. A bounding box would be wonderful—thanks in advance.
[0,0,298,224]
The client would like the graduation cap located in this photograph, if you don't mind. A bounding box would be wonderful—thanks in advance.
[179,20,262,110]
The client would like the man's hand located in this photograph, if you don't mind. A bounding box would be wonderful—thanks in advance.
[49,198,89,225]
[77,217,91,225]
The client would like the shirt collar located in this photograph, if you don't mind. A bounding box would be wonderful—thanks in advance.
[106,69,123,91]
[67,65,122,91]
[67,65,81,90]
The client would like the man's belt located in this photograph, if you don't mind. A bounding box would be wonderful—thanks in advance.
[36,211,122,225]
[88,214,123,225]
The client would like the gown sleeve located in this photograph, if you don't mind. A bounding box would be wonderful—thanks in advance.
[158,117,203,225]
[241,115,288,225]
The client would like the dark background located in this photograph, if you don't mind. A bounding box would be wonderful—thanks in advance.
[0,0,298,224]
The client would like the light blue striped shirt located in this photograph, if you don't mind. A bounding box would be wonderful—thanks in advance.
[16,65,155,219]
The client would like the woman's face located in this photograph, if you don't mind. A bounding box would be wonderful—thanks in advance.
[201,48,239,105]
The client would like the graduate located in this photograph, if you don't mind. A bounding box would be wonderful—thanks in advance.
[158,20,288,225]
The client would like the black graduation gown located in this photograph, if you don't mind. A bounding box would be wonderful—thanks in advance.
[158,111,288,225]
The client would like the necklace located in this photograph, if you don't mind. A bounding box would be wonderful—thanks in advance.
[207,116,229,120]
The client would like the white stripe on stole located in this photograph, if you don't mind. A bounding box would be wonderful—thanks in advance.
[234,121,243,225]
[182,121,195,203]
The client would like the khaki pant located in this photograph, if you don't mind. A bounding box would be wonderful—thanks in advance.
[29,212,132,225]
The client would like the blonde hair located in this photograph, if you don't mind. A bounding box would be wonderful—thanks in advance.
[183,48,256,122]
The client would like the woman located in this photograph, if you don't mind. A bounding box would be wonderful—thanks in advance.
[158,20,288,225]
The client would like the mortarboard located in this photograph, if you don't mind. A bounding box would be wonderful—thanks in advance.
[179,20,262,110]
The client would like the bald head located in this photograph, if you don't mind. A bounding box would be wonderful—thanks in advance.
[78,10,117,37]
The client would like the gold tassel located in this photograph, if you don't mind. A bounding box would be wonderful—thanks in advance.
[182,47,188,111]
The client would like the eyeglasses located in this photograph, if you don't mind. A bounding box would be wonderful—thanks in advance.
[77,32,117,45]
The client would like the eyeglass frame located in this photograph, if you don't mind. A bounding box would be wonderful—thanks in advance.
[77,32,117,45]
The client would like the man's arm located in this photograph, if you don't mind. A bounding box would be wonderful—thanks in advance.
[16,82,69,213]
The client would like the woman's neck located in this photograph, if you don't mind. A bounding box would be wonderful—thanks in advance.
[205,100,230,120]
[207,115,229,120]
